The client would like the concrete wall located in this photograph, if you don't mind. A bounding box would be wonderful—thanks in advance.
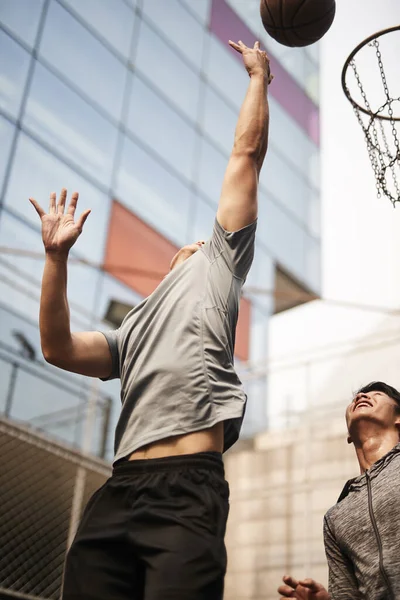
[224,416,359,600]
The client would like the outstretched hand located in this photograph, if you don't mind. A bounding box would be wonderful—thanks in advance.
[228,40,273,83]
[29,188,90,257]
[278,575,330,600]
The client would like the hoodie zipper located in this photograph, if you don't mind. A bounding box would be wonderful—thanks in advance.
[366,471,394,599]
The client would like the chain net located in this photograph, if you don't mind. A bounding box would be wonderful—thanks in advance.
[0,419,110,600]
[343,29,400,205]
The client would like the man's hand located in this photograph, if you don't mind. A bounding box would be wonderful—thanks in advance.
[278,575,330,600]
[30,188,90,257]
[228,40,273,83]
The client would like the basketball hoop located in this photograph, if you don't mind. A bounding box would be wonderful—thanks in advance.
[341,25,400,205]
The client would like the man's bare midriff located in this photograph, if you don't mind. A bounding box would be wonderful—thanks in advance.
[128,421,224,460]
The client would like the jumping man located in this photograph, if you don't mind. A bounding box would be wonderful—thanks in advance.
[31,40,272,600]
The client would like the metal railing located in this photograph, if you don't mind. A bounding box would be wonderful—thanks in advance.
[0,341,112,460]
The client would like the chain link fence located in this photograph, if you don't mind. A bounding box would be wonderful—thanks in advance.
[0,418,110,600]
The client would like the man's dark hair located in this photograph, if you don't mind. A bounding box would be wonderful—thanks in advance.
[357,381,400,413]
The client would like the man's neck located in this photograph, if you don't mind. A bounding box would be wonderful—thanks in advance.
[352,428,399,473]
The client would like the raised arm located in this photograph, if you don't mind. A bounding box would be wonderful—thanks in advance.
[30,189,113,379]
[216,40,272,233]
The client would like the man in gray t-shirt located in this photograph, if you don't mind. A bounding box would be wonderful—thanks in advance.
[31,40,272,600]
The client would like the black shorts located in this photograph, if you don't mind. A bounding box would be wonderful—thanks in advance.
[62,451,229,600]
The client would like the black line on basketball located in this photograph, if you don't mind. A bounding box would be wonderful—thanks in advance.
[263,0,277,29]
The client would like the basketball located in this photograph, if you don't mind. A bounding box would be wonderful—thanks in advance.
[260,0,336,47]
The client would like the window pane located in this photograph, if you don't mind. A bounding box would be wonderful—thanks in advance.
[127,75,196,181]
[63,0,135,59]
[179,0,211,25]
[202,84,236,155]
[205,35,248,112]
[142,0,205,71]
[116,136,191,246]
[94,273,142,323]
[0,30,30,119]
[190,194,216,243]
[0,115,14,188]
[197,137,226,203]
[39,0,126,120]
[249,306,269,363]
[4,134,111,264]
[305,234,321,293]
[0,0,44,47]
[24,62,118,187]
[0,212,99,324]
[245,243,274,313]
[268,96,318,189]
[257,193,306,281]
[260,149,309,224]
[135,19,200,122]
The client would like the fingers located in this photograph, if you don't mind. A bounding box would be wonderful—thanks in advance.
[67,191,79,217]
[228,39,244,53]
[76,209,91,232]
[298,579,321,591]
[254,40,260,49]
[57,188,67,215]
[29,198,45,219]
[49,191,56,214]
[277,585,296,597]
[282,575,299,589]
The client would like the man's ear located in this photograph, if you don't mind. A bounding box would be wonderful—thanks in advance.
[347,435,352,444]
[395,417,400,440]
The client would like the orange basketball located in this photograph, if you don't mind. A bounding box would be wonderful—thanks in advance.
[260,0,336,47]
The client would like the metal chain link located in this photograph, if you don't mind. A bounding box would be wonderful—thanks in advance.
[349,39,400,206]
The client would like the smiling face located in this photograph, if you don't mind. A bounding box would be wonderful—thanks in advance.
[346,388,400,438]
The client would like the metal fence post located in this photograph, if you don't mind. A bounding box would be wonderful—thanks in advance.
[99,396,112,460]
[4,362,18,418]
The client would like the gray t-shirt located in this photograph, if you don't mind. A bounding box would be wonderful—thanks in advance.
[101,218,256,463]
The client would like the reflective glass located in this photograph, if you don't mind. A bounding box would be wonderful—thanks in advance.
[305,55,320,104]
[260,149,309,224]
[4,134,111,264]
[245,243,274,313]
[0,0,44,47]
[40,0,126,120]
[0,30,30,119]
[0,265,40,326]
[94,272,142,322]
[116,135,191,247]
[24,62,118,188]
[202,83,236,155]
[305,234,321,293]
[127,75,197,181]
[135,19,200,122]
[205,35,249,112]
[142,0,205,71]
[179,0,211,25]
[257,192,306,281]
[249,306,269,363]
[0,115,14,188]
[268,95,319,189]
[308,190,320,238]
[0,212,99,324]
[197,137,227,203]
[190,194,217,244]
[64,0,135,59]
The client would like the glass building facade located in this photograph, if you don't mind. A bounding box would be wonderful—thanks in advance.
[0,0,321,461]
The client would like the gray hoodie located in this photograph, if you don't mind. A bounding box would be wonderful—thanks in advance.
[324,443,400,599]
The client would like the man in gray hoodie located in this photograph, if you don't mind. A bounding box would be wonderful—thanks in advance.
[278,381,400,600]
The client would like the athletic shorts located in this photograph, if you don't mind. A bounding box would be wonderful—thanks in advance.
[62,451,230,600]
